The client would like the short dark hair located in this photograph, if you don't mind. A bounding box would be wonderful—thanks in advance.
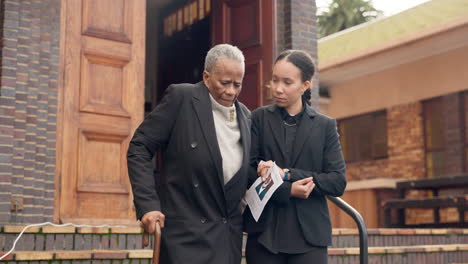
[274,50,315,105]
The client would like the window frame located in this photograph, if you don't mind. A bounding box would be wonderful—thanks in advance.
[338,110,388,163]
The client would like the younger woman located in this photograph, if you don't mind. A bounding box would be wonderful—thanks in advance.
[244,50,346,264]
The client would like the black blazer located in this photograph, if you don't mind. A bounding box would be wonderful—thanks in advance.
[127,82,251,264]
[243,103,346,247]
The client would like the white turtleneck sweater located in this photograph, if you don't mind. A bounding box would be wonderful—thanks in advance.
[209,94,243,185]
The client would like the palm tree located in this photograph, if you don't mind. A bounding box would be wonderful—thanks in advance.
[318,0,382,38]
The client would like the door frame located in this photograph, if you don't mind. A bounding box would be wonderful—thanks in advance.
[211,0,276,108]
[54,0,67,223]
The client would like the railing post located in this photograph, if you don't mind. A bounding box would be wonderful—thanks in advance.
[327,196,368,264]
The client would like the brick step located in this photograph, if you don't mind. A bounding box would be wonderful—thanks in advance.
[2,225,468,252]
[326,244,468,264]
[1,245,467,264]
[0,225,149,252]
[0,249,152,262]
[332,228,468,248]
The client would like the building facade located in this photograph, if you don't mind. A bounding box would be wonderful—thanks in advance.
[319,0,468,227]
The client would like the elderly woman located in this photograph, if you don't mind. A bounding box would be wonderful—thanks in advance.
[128,44,251,264]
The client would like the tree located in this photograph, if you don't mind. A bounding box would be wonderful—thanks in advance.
[318,0,383,38]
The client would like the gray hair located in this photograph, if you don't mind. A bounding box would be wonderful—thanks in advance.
[204,44,245,72]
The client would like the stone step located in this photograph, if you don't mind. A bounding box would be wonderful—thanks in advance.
[1,225,468,252]
[1,244,467,263]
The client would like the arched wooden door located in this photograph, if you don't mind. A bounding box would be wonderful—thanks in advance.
[212,0,275,110]
[56,0,146,224]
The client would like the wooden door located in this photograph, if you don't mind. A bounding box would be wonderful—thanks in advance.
[212,0,275,110]
[56,0,146,224]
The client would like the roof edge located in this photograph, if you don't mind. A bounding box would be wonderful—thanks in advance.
[319,15,468,71]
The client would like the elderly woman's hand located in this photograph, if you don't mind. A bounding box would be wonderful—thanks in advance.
[257,160,274,182]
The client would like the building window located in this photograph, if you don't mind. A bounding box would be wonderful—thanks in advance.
[424,92,468,178]
[423,97,446,178]
[338,111,388,163]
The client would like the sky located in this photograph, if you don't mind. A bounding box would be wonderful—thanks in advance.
[316,0,431,16]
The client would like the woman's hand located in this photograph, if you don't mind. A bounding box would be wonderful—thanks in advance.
[257,160,274,181]
[140,211,165,247]
[257,160,287,182]
[141,211,165,230]
[290,177,315,199]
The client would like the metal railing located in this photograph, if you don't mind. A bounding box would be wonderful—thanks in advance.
[328,196,368,264]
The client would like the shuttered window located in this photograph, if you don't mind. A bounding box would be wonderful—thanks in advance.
[423,97,446,178]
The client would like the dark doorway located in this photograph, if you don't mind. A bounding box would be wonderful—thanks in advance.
[145,0,274,112]
[145,0,211,113]
[157,16,211,102]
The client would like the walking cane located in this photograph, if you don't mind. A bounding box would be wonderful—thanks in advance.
[142,221,162,264]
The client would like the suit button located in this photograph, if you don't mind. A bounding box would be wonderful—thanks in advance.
[222,218,227,224]
[194,183,199,188]
[191,142,198,148]
[200,217,206,224]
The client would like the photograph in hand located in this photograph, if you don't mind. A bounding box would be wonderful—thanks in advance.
[245,162,284,221]
[255,175,273,200]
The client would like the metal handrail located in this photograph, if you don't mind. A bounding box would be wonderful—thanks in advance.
[328,196,368,264]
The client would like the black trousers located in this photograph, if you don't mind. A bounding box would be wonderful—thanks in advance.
[245,235,328,264]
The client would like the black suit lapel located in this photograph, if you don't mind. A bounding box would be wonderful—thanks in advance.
[266,105,287,161]
[291,105,319,166]
[192,82,225,193]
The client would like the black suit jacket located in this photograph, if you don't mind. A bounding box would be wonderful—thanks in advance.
[243,103,346,247]
[127,82,251,264]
